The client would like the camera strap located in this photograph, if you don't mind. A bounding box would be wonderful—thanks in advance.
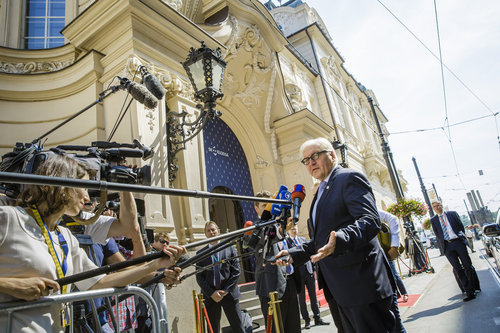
[31,205,69,294]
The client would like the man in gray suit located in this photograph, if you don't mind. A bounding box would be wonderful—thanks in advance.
[276,138,396,333]
[195,221,244,333]
[288,225,329,329]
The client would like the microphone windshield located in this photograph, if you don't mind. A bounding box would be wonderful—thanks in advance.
[291,184,306,201]
[127,81,158,109]
[142,72,166,100]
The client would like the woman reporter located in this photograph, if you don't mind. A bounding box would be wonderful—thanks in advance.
[0,155,185,332]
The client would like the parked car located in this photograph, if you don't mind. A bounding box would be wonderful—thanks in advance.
[427,235,438,249]
[481,229,494,257]
[483,209,500,271]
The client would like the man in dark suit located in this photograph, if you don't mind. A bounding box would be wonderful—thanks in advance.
[276,137,396,333]
[288,225,329,329]
[195,221,244,333]
[249,192,301,333]
[430,200,478,301]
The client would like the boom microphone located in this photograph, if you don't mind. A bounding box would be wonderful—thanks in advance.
[291,184,306,224]
[119,77,158,109]
[140,66,166,100]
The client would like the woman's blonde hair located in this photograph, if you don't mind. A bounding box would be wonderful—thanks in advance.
[19,155,95,216]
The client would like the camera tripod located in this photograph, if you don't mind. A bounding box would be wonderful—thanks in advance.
[404,229,435,276]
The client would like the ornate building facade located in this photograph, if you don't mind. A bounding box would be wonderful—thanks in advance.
[0,0,407,330]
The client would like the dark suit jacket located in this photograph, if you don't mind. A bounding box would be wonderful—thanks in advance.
[290,236,314,290]
[431,211,468,251]
[195,244,241,300]
[289,166,394,307]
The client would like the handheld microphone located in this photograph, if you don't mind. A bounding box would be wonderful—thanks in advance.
[260,185,287,220]
[140,66,166,100]
[271,187,292,216]
[119,77,158,109]
[244,221,254,235]
[291,184,306,224]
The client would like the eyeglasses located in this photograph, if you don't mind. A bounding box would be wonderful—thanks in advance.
[159,239,169,245]
[301,150,330,165]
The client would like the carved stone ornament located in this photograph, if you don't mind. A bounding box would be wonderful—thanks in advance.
[161,0,183,11]
[0,60,74,74]
[285,82,307,111]
[254,154,270,169]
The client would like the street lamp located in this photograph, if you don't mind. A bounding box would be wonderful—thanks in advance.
[332,139,348,168]
[166,42,226,185]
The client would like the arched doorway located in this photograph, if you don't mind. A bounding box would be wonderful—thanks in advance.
[208,186,244,234]
[203,118,257,282]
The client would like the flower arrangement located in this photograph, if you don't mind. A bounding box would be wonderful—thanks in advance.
[422,218,431,230]
[386,198,428,219]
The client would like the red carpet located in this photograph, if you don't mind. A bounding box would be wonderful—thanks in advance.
[397,294,421,307]
[308,287,421,308]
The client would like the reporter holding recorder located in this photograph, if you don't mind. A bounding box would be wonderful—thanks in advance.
[0,155,185,333]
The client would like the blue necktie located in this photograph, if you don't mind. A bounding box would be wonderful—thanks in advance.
[213,254,221,289]
[438,215,450,240]
[282,241,293,274]
[312,181,327,228]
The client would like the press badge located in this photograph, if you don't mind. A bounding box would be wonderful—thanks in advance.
[60,305,70,327]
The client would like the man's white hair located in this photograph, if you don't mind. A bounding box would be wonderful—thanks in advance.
[299,137,334,157]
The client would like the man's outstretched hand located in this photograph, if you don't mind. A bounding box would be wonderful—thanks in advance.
[273,250,294,266]
[311,231,336,263]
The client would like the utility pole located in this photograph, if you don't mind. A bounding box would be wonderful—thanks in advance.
[367,96,404,200]
[432,183,441,202]
[412,157,434,219]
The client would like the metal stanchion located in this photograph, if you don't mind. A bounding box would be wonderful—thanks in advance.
[193,290,200,333]
[269,291,283,333]
[197,294,206,333]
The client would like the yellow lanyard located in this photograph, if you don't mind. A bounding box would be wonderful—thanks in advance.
[31,206,68,294]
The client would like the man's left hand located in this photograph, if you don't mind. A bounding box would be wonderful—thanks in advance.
[311,231,336,263]
[387,247,399,261]
[161,267,182,289]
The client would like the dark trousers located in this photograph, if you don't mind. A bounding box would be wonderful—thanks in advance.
[326,297,344,333]
[389,260,407,295]
[337,296,395,333]
[259,276,301,333]
[204,293,244,333]
[444,239,475,296]
[390,290,406,333]
[298,272,321,323]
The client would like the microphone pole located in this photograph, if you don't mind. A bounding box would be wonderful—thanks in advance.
[0,172,291,206]
[139,236,239,289]
[31,84,124,144]
[55,218,280,287]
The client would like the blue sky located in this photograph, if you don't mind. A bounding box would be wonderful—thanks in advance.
[291,0,500,217]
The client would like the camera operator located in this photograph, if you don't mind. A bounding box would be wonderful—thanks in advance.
[0,155,185,333]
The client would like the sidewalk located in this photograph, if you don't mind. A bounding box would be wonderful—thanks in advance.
[305,240,500,332]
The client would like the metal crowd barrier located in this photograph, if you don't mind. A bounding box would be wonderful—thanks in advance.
[0,286,162,333]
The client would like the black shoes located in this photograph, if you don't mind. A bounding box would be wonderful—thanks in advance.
[463,294,476,302]
[304,322,311,329]
[315,318,330,326]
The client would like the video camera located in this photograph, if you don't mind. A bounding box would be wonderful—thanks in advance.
[0,139,153,198]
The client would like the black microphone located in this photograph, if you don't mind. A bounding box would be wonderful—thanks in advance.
[291,184,306,224]
[140,66,166,100]
[119,77,158,109]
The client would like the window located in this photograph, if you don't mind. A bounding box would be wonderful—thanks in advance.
[25,0,65,49]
